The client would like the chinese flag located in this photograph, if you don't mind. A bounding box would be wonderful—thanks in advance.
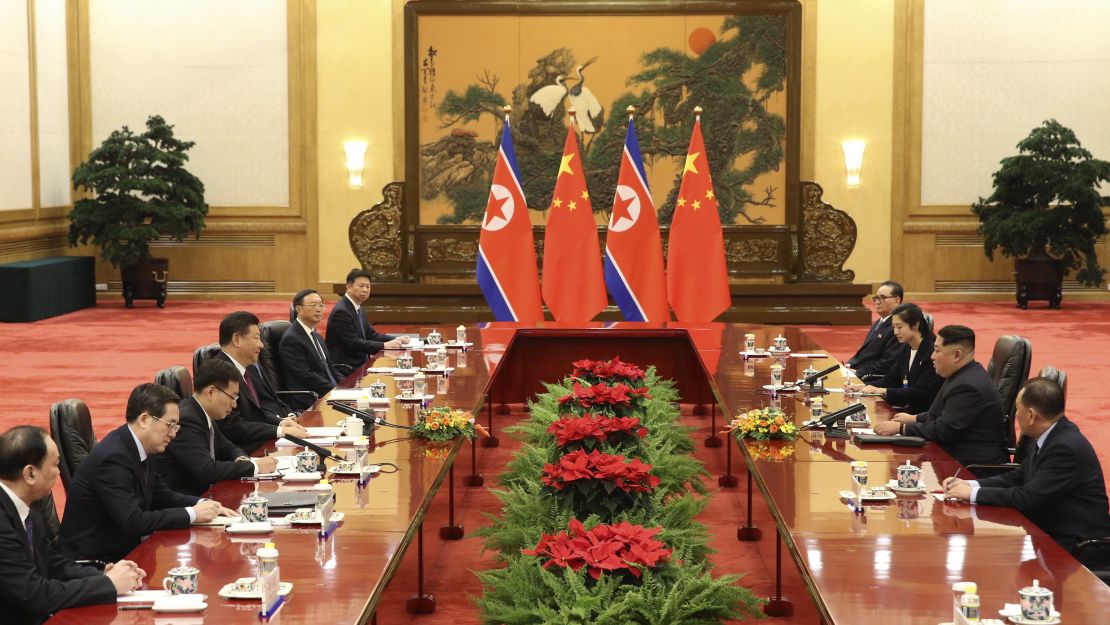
[666,116,731,322]
[541,124,607,321]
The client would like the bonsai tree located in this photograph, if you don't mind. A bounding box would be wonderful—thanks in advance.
[972,119,1110,286]
[68,115,208,268]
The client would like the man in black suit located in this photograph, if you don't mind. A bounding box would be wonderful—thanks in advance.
[875,325,1009,472]
[847,280,903,380]
[325,269,409,370]
[60,384,236,562]
[281,289,344,411]
[154,360,279,496]
[0,426,144,625]
[945,378,1110,569]
[213,311,308,452]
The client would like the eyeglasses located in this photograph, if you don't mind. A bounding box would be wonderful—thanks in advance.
[214,386,238,403]
[298,302,325,309]
[150,414,182,433]
[871,294,896,303]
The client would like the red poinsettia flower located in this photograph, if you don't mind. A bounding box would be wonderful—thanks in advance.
[540,449,658,494]
[524,518,672,580]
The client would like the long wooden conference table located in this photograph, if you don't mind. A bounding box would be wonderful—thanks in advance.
[49,324,1110,624]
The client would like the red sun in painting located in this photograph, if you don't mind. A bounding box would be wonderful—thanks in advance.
[688,27,716,55]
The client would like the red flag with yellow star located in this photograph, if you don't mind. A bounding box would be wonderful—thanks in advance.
[667,116,731,321]
[541,123,607,321]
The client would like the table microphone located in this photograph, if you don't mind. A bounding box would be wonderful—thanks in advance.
[802,402,866,430]
[802,363,841,389]
[281,434,346,462]
[329,401,410,430]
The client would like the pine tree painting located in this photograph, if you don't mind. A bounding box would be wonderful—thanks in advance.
[418,14,789,226]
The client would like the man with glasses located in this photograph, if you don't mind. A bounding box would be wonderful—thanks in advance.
[280,289,345,411]
[154,360,279,496]
[847,280,904,380]
[60,384,237,562]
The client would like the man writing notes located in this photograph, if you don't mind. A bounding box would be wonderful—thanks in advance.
[0,426,145,625]
[154,360,279,496]
[214,311,308,452]
[281,289,344,410]
[325,269,409,370]
[874,325,1009,472]
[60,384,237,562]
[944,378,1110,569]
[847,280,904,381]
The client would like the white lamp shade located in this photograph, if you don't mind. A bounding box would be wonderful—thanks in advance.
[841,140,866,187]
[343,140,368,189]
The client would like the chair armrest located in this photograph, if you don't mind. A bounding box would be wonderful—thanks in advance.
[276,390,318,400]
[1076,537,1110,553]
[334,364,353,376]
[965,463,1020,476]
[75,559,109,570]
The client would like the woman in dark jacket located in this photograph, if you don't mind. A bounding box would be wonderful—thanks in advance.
[847,303,943,414]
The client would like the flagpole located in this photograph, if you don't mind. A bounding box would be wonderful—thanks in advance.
[627,104,635,121]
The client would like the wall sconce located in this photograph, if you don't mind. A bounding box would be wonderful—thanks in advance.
[343,140,368,189]
[841,140,866,187]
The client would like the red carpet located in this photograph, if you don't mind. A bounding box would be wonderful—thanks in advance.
[3,299,1108,624]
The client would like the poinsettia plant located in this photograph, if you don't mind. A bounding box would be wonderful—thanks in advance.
[547,414,648,452]
[557,382,651,417]
[411,407,488,441]
[541,449,659,520]
[522,518,671,583]
[724,407,798,442]
[571,357,647,385]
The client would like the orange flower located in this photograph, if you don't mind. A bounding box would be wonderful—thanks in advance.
[428,422,440,430]
[770,424,779,433]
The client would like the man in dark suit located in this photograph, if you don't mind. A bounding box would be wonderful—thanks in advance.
[154,360,279,496]
[60,384,236,562]
[945,378,1110,569]
[0,426,144,625]
[281,289,344,410]
[875,325,1009,472]
[847,280,903,380]
[213,311,309,452]
[325,268,409,371]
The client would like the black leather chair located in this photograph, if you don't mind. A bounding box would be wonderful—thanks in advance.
[155,365,193,399]
[259,320,293,390]
[987,335,1032,448]
[1037,365,1067,409]
[49,399,96,492]
[923,312,935,334]
[192,343,222,377]
[31,492,60,550]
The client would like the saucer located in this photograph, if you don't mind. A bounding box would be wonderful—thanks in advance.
[282,471,322,482]
[218,580,293,600]
[225,521,273,534]
[886,479,928,494]
[768,347,791,353]
[1006,617,1060,625]
[152,595,208,613]
[284,511,345,525]
[999,605,1060,621]
[395,394,435,402]
[839,488,896,502]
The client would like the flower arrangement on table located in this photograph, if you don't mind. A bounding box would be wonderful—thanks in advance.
[541,449,659,520]
[546,413,648,452]
[557,381,651,417]
[410,407,488,441]
[571,357,646,385]
[724,407,798,441]
[522,518,671,582]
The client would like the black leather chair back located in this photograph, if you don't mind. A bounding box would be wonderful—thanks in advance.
[1036,365,1067,410]
[260,320,293,389]
[988,335,1032,447]
[192,343,222,377]
[32,492,60,549]
[49,399,96,491]
[923,312,935,334]
[155,365,193,399]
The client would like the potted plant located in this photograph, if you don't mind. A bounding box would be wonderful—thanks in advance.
[972,119,1110,309]
[68,115,207,307]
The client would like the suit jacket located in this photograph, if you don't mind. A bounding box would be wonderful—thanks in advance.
[977,416,1110,566]
[211,351,283,453]
[324,295,395,370]
[904,361,1010,472]
[279,322,341,410]
[875,334,944,414]
[60,425,199,562]
[154,396,254,496]
[847,316,899,378]
[0,491,115,625]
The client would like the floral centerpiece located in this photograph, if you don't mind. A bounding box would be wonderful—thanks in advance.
[541,449,659,519]
[522,518,671,582]
[557,382,651,417]
[546,413,647,452]
[411,407,488,441]
[724,407,798,441]
[571,357,646,385]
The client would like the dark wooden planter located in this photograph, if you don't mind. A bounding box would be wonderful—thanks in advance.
[1014,257,1063,309]
[121,258,168,308]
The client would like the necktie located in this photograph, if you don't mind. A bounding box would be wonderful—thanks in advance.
[208,420,216,459]
[24,516,33,559]
[356,306,367,338]
[312,332,337,384]
[242,369,260,405]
